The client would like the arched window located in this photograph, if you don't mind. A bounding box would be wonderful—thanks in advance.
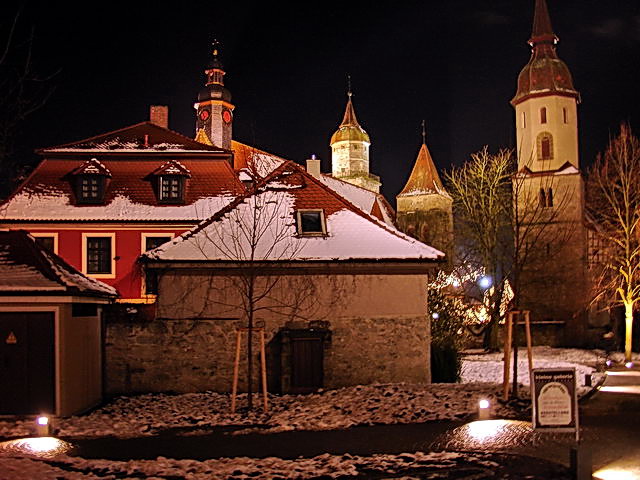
[540,107,547,124]
[536,132,554,161]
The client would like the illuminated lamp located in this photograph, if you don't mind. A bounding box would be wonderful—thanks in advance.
[432,312,440,319]
[478,399,490,420]
[35,416,50,436]
[478,276,492,289]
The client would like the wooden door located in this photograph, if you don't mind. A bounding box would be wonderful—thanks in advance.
[290,335,323,393]
[0,312,55,414]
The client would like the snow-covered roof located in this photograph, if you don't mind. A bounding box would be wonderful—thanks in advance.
[1,159,242,222]
[317,174,396,226]
[0,230,117,296]
[145,162,443,264]
[40,122,226,153]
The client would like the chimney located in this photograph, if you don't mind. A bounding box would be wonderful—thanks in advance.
[149,105,169,128]
[306,154,321,178]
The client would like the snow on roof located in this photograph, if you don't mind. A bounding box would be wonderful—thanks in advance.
[231,141,285,178]
[146,163,442,263]
[1,191,235,222]
[1,158,242,221]
[0,230,117,296]
[317,174,395,226]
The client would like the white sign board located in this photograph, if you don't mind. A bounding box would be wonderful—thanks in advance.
[532,368,578,435]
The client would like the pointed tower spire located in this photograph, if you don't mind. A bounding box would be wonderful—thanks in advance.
[530,0,558,46]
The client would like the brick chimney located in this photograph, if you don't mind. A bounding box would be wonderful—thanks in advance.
[149,105,169,128]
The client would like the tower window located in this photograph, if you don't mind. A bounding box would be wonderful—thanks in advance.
[563,107,568,124]
[539,187,553,208]
[521,112,526,129]
[536,132,554,161]
[540,107,547,124]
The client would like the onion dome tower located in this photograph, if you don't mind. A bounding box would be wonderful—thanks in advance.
[330,90,381,193]
[396,123,452,261]
[194,41,234,150]
[511,0,580,171]
[512,0,589,344]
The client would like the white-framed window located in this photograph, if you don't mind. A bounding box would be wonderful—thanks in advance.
[141,233,174,296]
[31,232,59,254]
[76,174,107,204]
[296,209,327,236]
[158,175,185,203]
[82,233,116,278]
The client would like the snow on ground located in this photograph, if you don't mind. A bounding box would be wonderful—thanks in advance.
[0,449,566,480]
[0,347,604,441]
[461,346,602,388]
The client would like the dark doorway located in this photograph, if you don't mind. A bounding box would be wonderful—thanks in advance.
[0,312,55,414]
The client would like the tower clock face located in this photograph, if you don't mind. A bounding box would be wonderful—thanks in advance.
[222,109,232,124]
[198,108,211,123]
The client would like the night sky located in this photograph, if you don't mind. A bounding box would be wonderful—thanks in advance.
[7,1,640,203]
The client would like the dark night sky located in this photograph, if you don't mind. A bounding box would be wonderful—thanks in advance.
[7,1,640,203]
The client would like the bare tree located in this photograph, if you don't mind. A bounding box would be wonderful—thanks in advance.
[587,123,640,362]
[150,160,347,409]
[0,8,56,196]
[445,147,514,350]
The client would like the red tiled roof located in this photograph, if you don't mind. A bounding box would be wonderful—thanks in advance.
[18,158,243,206]
[40,122,226,153]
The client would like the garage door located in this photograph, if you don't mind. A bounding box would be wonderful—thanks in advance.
[0,312,55,414]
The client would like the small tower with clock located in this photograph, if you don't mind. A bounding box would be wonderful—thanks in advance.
[194,41,234,150]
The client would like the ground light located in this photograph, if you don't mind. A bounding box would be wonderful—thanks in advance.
[625,361,634,369]
[0,437,72,458]
[36,416,50,436]
[478,399,490,420]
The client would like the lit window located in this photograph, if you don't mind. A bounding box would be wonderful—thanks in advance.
[159,175,184,203]
[540,107,547,124]
[296,210,327,235]
[86,236,113,274]
[77,175,106,204]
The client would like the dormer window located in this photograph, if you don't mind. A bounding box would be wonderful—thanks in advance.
[159,175,184,203]
[296,209,327,236]
[148,160,191,204]
[70,158,111,204]
[78,175,106,203]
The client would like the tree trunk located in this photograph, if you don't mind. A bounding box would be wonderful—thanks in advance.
[625,301,633,362]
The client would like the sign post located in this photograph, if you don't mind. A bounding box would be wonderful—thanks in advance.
[531,368,579,441]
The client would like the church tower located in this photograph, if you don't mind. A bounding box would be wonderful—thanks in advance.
[512,0,588,341]
[330,91,381,193]
[194,42,234,150]
[396,126,452,263]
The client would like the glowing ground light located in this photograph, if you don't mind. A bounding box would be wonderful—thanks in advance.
[594,468,639,480]
[37,416,49,426]
[465,419,512,441]
[478,399,489,409]
[0,437,72,458]
[625,361,634,369]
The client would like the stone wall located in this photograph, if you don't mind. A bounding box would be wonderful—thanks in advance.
[105,272,431,394]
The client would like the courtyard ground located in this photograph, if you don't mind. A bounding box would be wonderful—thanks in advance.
[0,347,637,479]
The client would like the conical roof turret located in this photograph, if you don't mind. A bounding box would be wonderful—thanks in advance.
[398,140,448,197]
[330,93,370,144]
[512,0,578,105]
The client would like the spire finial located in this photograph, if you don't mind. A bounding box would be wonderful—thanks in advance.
[212,39,220,57]
[421,120,426,144]
[347,74,352,97]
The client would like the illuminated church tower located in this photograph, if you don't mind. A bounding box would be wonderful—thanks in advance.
[397,125,452,263]
[512,0,588,341]
[330,91,381,193]
[194,42,234,149]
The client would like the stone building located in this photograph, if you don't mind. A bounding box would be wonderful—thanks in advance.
[116,162,443,394]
